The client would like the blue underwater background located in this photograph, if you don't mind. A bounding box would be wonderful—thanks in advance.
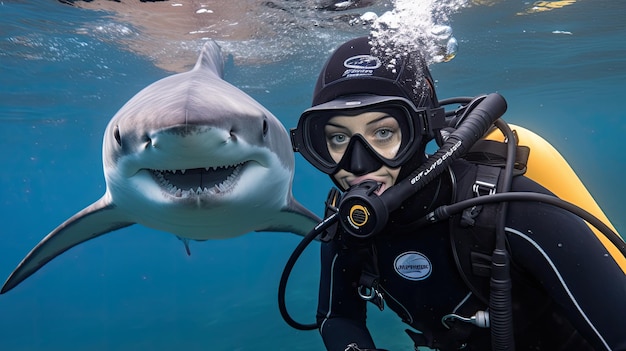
[0,1,625,350]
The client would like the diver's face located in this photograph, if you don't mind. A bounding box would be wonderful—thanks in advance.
[324,111,402,195]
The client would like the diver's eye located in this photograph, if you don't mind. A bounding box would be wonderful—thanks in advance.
[114,125,122,146]
[326,133,349,151]
[373,128,395,142]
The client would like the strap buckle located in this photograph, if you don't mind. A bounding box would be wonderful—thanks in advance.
[472,165,500,197]
[472,180,496,196]
[358,285,385,311]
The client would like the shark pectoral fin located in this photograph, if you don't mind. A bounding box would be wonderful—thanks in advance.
[259,200,322,236]
[176,236,192,256]
[1,196,134,294]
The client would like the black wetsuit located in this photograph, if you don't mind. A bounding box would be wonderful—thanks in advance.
[317,159,626,351]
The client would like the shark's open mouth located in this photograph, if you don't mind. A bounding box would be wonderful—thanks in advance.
[151,163,245,197]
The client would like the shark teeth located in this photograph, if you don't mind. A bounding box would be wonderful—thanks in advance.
[151,163,244,197]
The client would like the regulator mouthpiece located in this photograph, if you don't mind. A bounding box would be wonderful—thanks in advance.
[337,180,389,239]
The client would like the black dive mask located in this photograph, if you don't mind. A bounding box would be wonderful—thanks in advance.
[291,95,444,177]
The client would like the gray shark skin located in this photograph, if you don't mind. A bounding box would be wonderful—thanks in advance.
[2,41,320,294]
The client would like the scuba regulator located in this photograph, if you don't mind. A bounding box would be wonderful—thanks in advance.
[336,180,388,239]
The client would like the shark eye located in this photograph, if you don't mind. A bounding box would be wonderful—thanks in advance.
[113,125,122,146]
[143,135,152,148]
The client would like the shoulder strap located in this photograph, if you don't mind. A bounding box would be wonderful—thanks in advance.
[449,163,503,305]
[465,139,530,176]
[449,133,530,304]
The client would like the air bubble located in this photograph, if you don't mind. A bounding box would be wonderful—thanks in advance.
[369,0,468,65]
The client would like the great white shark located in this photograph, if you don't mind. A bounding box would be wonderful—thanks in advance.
[2,41,320,294]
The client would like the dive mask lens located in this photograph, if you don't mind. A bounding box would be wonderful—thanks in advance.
[291,96,427,175]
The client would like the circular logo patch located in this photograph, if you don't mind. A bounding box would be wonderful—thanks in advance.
[394,251,432,281]
[343,55,382,69]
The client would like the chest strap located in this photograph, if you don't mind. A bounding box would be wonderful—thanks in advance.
[356,245,385,311]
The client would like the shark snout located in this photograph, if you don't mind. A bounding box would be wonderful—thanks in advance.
[150,125,235,150]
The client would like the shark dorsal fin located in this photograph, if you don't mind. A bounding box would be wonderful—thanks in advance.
[193,40,224,78]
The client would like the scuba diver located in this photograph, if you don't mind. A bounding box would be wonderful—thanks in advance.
[281,37,626,350]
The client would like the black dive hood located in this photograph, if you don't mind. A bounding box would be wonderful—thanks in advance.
[337,93,507,238]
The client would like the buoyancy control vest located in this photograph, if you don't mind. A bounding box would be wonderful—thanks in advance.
[455,124,625,288]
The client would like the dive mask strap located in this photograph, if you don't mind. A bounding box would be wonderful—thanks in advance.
[427,106,446,145]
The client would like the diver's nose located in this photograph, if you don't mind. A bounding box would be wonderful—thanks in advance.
[343,138,383,176]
